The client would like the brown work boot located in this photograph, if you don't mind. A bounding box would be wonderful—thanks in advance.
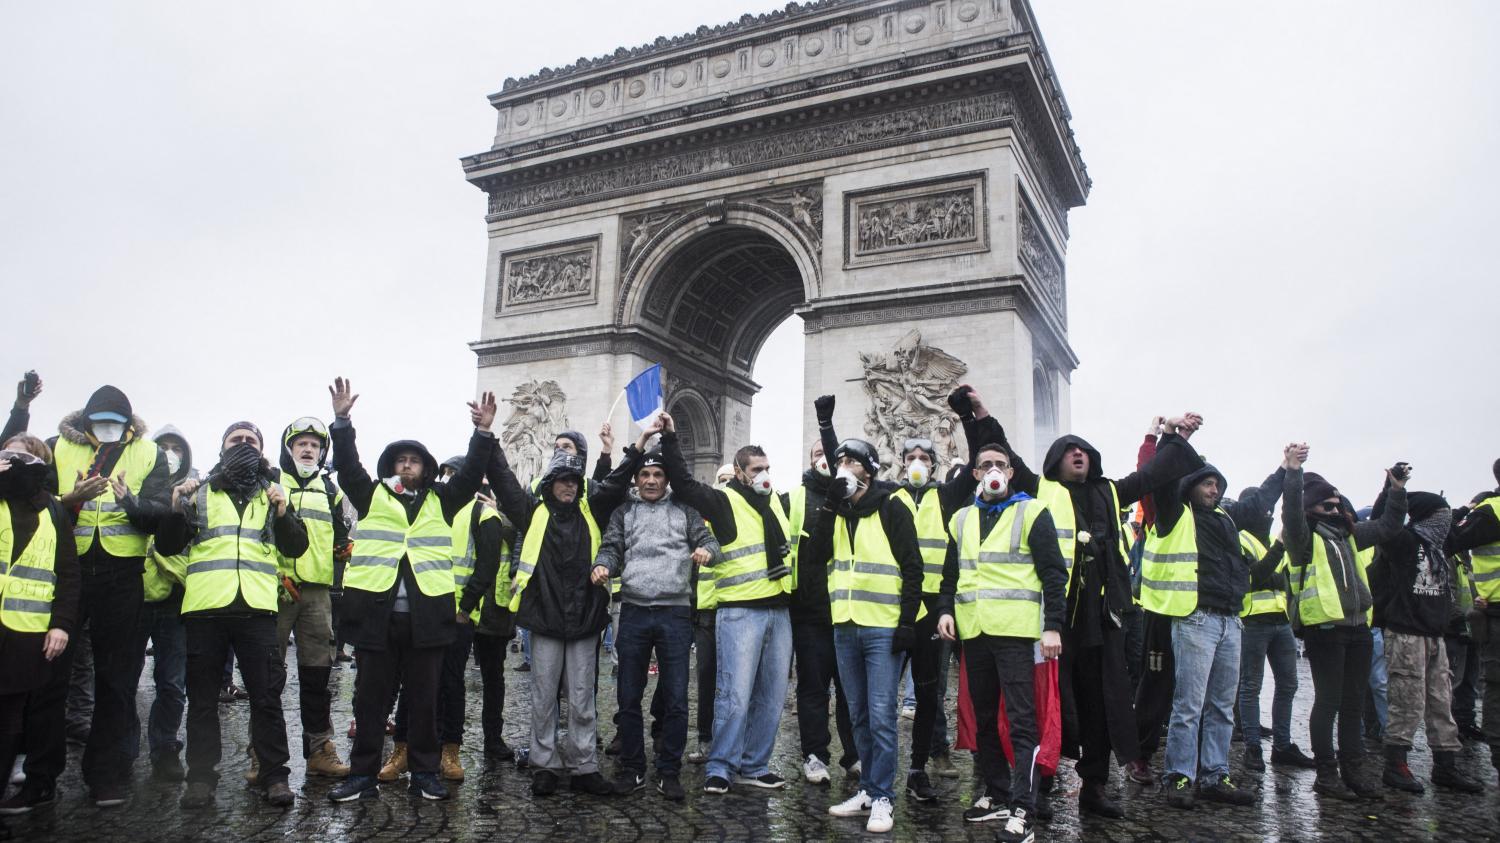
[378,742,408,783]
[440,743,466,782]
[306,741,351,778]
[243,748,260,785]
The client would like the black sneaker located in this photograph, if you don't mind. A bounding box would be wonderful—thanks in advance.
[657,775,686,802]
[531,769,559,797]
[734,772,786,789]
[328,774,379,802]
[570,771,616,796]
[703,775,730,794]
[963,794,1009,823]
[1165,773,1195,810]
[409,772,450,801]
[613,770,646,794]
[0,783,55,815]
[1270,744,1317,769]
[1199,774,1254,806]
[151,753,186,783]
[906,770,938,802]
[998,807,1034,843]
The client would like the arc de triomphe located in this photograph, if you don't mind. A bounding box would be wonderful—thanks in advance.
[463,0,1087,483]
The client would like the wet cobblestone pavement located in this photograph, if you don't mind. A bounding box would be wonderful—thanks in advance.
[6,646,1500,841]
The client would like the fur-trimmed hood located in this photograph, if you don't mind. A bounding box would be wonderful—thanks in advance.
[58,409,150,446]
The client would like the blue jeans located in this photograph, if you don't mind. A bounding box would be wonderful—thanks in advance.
[833,624,903,802]
[707,606,792,782]
[616,604,693,776]
[1237,621,1298,751]
[126,594,187,763]
[1164,610,1241,781]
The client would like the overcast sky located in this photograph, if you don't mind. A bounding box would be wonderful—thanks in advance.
[3,1,1496,508]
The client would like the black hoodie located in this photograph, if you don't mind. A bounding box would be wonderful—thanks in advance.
[799,479,925,628]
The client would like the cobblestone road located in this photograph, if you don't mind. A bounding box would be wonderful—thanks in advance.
[5,644,1500,842]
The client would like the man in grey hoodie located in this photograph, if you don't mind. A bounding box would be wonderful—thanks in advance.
[591,433,720,801]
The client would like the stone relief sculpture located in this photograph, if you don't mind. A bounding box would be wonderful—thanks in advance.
[500,379,570,484]
[504,249,594,306]
[856,189,975,253]
[860,329,968,478]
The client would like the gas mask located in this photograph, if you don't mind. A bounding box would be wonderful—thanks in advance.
[906,460,930,487]
[981,468,1008,498]
[92,421,126,443]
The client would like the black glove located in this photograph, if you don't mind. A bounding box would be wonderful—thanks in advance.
[946,385,974,420]
[814,394,836,427]
[891,623,916,654]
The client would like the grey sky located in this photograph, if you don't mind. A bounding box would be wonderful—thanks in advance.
[2,2,1495,507]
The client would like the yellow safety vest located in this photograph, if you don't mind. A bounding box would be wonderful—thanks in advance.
[713,491,792,603]
[181,485,281,614]
[892,486,948,594]
[1469,498,1500,601]
[54,437,158,557]
[1289,531,1375,626]
[1239,532,1288,619]
[828,507,925,628]
[143,537,188,603]
[1035,478,1129,596]
[345,487,455,597]
[510,503,601,611]
[0,500,59,633]
[277,469,337,586]
[948,499,1045,640]
[452,500,501,618]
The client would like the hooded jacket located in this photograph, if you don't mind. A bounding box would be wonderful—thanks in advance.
[799,479,925,628]
[329,418,494,650]
[54,406,172,568]
[596,489,720,607]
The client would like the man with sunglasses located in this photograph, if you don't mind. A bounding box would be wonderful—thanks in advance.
[265,416,352,779]
[811,386,987,799]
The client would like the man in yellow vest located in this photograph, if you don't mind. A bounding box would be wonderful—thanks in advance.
[798,433,924,835]
[979,412,1206,819]
[1280,446,1406,800]
[154,421,309,810]
[268,417,351,777]
[484,418,644,799]
[811,387,986,797]
[935,442,1068,842]
[1450,459,1500,778]
[323,378,498,803]
[658,422,795,796]
[50,385,171,808]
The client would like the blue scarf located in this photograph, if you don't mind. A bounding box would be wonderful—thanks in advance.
[975,490,1032,516]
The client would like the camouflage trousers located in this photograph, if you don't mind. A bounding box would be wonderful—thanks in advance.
[1383,631,1461,753]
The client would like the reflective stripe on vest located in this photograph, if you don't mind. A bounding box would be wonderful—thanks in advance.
[277,469,336,586]
[829,508,923,628]
[0,500,59,632]
[1035,478,1129,596]
[948,500,1044,640]
[1238,532,1288,619]
[181,485,280,613]
[345,487,454,597]
[510,503,601,611]
[1290,533,1374,626]
[893,486,947,595]
[54,437,157,557]
[710,491,791,603]
[1470,499,1500,602]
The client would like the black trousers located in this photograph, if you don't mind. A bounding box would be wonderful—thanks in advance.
[21,632,78,787]
[1303,624,1373,763]
[77,562,145,790]
[472,632,510,749]
[966,635,1039,812]
[1060,623,1139,784]
[1133,611,1175,761]
[907,609,944,770]
[791,615,856,768]
[184,614,290,787]
[694,610,717,743]
[351,614,445,776]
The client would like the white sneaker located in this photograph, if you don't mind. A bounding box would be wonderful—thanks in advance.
[866,797,894,833]
[803,754,830,784]
[828,789,873,817]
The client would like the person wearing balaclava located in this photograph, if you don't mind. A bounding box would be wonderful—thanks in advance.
[658,418,795,799]
[153,421,308,810]
[973,407,1206,820]
[0,447,80,813]
[1368,484,1483,795]
[813,386,987,798]
[778,437,858,785]
[483,412,644,800]
[47,384,170,808]
[260,416,353,781]
[798,430,924,835]
[323,378,498,805]
[1280,446,1406,801]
